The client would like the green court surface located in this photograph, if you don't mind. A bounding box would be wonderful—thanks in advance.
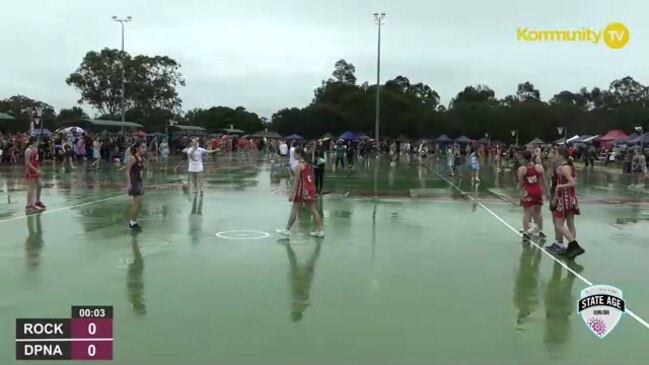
[1,155,648,364]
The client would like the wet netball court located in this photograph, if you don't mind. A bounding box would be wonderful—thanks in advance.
[0,155,647,364]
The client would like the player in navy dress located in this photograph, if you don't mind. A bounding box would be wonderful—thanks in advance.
[126,142,147,232]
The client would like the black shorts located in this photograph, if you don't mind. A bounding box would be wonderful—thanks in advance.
[128,183,143,197]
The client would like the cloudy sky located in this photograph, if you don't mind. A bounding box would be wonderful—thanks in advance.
[0,0,645,118]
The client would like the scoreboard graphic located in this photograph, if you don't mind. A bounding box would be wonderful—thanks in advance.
[16,306,113,360]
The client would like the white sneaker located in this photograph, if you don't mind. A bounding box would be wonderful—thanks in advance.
[276,229,290,236]
[310,230,325,238]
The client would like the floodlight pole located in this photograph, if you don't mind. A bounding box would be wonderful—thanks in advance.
[374,12,385,148]
[112,16,132,132]
[511,130,518,146]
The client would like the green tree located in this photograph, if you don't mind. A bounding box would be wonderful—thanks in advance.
[516,81,541,102]
[184,106,263,133]
[449,85,497,108]
[66,48,185,129]
[332,59,357,84]
[55,107,88,129]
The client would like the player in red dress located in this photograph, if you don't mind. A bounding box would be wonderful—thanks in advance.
[24,137,46,212]
[517,150,546,240]
[546,146,585,259]
[276,148,324,238]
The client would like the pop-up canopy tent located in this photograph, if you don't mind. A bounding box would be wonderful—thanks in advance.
[566,135,581,143]
[627,132,649,145]
[621,133,638,143]
[285,134,302,140]
[574,135,599,143]
[477,137,491,144]
[527,137,545,145]
[454,135,472,144]
[554,134,579,144]
[436,134,453,143]
[597,130,629,142]
[597,130,629,149]
[32,128,51,137]
[338,131,357,140]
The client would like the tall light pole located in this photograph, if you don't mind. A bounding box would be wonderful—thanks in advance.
[33,107,43,140]
[636,126,644,147]
[511,130,518,147]
[558,126,567,144]
[374,12,385,147]
[112,16,132,126]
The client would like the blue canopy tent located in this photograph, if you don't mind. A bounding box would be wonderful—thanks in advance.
[619,133,638,143]
[436,134,453,143]
[454,135,472,144]
[627,132,649,146]
[285,134,302,140]
[338,131,357,140]
[32,128,51,137]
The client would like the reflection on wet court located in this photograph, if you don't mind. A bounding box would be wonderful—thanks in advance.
[0,154,648,364]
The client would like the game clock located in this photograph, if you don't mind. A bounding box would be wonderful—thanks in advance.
[74,306,112,319]
[15,305,114,360]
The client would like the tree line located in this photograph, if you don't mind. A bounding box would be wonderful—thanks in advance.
[1,49,647,143]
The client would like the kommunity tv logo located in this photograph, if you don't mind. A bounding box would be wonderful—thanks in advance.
[517,22,629,49]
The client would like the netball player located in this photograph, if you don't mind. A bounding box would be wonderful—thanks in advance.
[24,137,46,212]
[518,150,546,240]
[545,147,585,259]
[126,142,147,232]
[276,148,324,238]
[469,147,480,183]
[182,138,219,193]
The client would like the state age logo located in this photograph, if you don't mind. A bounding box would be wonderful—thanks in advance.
[578,285,625,338]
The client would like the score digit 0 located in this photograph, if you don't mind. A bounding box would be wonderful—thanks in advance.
[71,340,112,360]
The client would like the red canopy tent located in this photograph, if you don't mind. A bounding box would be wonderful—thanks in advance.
[596,130,629,150]
[596,130,628,142]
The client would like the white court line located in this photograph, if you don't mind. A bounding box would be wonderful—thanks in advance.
[0,195,126,225]
[431,169,649,331]
[0,182,180,225]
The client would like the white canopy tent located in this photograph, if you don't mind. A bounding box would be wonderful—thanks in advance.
[566,135,581,143]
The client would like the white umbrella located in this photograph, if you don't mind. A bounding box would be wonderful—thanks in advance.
[58,126,85,134]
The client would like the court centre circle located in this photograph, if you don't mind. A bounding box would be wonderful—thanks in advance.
[215,230,270,240]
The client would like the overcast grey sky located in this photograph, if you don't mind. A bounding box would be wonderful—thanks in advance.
[0,0,645,118]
